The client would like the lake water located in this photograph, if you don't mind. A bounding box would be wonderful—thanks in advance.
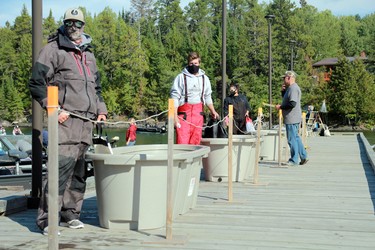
[6,127,375,148]
[8,127,168,147]
[102,128,169,147]
[362,130,375,146]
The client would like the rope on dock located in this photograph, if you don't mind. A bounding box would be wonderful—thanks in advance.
[62,109,227,130]
[62,102,267,133]
[63,110,168,125]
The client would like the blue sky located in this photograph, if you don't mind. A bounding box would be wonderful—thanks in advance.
[0,0,374,27]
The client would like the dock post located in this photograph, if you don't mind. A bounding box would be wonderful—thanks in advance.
[278,110,282,167]
[302,112,307,147]
[253,108,262,184]
[143,99,187,245]
[228,105,233,202]
[166,98,174,240]
[47,86,59,249]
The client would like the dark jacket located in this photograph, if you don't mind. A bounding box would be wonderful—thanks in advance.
[29,27,107,144]
[223,94,250,122]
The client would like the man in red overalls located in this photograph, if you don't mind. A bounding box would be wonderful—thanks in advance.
[170,52,219,145]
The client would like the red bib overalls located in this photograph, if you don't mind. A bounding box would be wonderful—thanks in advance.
[176,74,205,145]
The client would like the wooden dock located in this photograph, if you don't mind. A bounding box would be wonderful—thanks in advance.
[1,132,375,249]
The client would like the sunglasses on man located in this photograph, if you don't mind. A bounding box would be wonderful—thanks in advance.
[64,20,84,28]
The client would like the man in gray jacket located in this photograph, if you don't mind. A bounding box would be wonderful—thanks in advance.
[276,71,308,166]
[29,8,107,235]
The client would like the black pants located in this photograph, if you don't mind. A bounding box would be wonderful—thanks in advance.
[36,143,89,230]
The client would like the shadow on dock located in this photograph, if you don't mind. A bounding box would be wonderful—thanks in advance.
[357,134,375,214]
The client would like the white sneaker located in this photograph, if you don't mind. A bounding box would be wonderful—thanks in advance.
[43,226,61,236]
[66,219,84,229]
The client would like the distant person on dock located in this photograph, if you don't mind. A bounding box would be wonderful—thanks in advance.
[29,8,108,235]
[126,118,137,146]
[170,51,219,145]
[12,125,23,135]
[306,105,313,120]
[42,129,48,148]
[0,126,6,135]
[223,83,251,134]
[276,71,308,166]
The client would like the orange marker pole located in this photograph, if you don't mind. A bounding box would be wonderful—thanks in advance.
[166,99,175,240]
[253,108,262,184]
[228,105,233,202]
[47,86,59,249]
[301,112,307,147]
[278,110,282,167]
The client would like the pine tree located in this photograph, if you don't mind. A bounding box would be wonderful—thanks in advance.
[43,10,58,42]
[3,77,24,121]
[328,57,375,124]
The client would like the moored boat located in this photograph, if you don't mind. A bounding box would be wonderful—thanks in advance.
[136,124,167,133]
[0,135,48,177]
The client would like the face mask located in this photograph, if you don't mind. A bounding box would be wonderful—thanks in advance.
[65,25,83,41]
[187,64,200,74]
[229,89,236,96]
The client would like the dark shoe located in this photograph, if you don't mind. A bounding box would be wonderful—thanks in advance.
[300,158,309,165]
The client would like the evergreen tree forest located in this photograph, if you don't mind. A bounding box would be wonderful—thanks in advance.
[0,0,374,127]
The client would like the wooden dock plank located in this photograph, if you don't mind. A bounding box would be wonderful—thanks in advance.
[0,133,374,249]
